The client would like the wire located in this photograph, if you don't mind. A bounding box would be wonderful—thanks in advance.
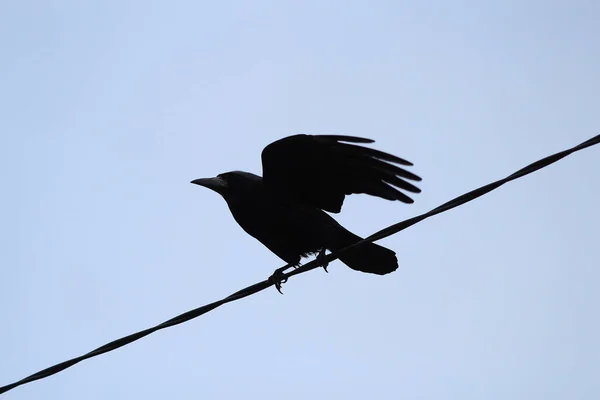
[1,133,598,396]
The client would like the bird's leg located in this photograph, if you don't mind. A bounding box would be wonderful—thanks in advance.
[268,264,295,294]
[316,248,329,272]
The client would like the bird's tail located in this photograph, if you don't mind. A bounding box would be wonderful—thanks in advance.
[329,228,398,275]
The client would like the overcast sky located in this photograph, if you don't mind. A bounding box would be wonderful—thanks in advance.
[1,1,599,399]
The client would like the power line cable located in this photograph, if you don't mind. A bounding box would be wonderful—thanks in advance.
[1,133,598,396]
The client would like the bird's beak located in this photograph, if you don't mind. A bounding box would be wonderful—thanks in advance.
[190,177,228,196]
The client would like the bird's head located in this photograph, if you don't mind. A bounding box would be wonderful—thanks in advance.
[191,171,261,198]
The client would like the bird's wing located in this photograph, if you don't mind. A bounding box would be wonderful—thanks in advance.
[261,134,421,213]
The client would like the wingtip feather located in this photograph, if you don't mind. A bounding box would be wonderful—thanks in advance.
[314,135,375,144]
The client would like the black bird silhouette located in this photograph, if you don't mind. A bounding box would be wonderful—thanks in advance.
[191,135,421,280]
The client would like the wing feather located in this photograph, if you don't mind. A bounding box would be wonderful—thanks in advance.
[261,134,421,213]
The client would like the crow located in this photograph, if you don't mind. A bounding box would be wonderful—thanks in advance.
[191,135,421,283]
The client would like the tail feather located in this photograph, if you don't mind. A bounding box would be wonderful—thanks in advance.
[330,229,398,275]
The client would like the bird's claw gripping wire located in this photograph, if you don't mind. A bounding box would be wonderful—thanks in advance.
[268,264,295,294]
[269,249,329,293]
[316,248,329,273]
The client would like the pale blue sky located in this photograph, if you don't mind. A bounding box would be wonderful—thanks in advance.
[1,1,599,399]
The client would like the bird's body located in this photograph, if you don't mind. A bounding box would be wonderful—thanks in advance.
[217,171,398,273]
[222,172,335,263]
[192,135,421,275]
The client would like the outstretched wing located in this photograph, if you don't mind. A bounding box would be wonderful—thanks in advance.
[261,134,422,213]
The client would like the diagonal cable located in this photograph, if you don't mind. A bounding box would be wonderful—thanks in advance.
[1,133,598,396]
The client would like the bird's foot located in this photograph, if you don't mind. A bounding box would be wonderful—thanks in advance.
[316,248,329,273]
[268,264,294,294]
